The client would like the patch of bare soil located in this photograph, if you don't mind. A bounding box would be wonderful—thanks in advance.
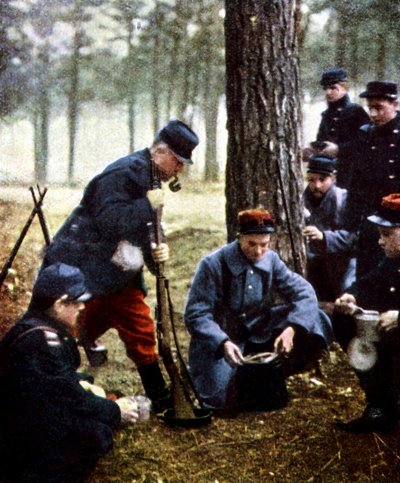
[1,197,400,482]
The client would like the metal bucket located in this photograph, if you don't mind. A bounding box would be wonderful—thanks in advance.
[236,352,288,412]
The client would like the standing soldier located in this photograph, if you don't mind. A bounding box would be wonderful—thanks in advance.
[311,67,369,188]
[343,81,400,282]
[43,119,199,414]
[302,155,356,302]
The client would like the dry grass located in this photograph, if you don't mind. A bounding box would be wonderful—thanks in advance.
[1,184,400,482]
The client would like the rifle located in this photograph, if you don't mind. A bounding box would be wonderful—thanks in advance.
[150,204,211,426]
[0,187,48,289]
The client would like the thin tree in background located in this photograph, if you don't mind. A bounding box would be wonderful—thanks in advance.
[225,0,305,273]
[108,0,144,152]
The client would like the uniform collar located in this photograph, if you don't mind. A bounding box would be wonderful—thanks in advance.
[223,240,274,276]
[22,309,73,339]
[327,94,350,111]
[365,111,400,137]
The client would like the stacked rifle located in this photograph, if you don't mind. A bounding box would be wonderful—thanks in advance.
[0,186,50,289]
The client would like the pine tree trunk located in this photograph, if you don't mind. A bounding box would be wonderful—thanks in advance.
[225,0,305,273]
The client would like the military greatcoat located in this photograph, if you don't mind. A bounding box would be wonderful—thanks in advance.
[184,241,333,409]
[0,310,120,481]
[304,184,356,301]
[333,257,400,412]
[44,148,158,296]
[343,112,400,281]
[317,94,369,188]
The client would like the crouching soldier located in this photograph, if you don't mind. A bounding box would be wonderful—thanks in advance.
[333,194,400,432]
[184,209,333,412]
[303,155,356,302]
[0,263,123,482]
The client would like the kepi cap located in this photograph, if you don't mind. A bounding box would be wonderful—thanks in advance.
[157,119,199,165]
[320,67,347,87]
[368,193,400,227]
[238,209,275,235]
[307,155,337,175]
[359,81,398,100]
[33,263,92,302]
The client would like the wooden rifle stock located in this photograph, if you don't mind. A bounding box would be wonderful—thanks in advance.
[152,206,197,419]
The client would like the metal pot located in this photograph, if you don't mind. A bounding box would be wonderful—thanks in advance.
[236,352,288,412]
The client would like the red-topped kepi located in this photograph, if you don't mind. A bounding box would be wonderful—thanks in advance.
[238,209,275,234]
[367,193,400,227]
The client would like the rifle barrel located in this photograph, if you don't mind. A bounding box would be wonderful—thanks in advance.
[0,188,47,288]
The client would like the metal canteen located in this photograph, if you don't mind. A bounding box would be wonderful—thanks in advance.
[353,310,380,342]
[347,309,380,371]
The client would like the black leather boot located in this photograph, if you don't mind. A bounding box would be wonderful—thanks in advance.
[335,405,399,433]
[137,362,172,414]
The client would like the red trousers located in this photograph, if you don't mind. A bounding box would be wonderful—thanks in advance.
[79,286,158,366]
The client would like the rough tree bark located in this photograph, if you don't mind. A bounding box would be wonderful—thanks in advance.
[224,0,305,273]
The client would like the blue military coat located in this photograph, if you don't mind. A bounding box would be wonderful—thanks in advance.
[44,149,158,296]
[184,241,333,409]
[304,184,356,300]
[0,310,120,478]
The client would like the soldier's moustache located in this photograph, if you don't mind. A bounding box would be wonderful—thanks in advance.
[168,176,181,192]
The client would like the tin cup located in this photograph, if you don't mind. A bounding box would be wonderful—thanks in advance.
[354,310,380,342]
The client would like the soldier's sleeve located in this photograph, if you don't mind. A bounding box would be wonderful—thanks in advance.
[12,329,121,428]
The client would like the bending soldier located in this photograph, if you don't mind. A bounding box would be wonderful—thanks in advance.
[42,119,199,414]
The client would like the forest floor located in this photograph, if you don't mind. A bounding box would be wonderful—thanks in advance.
[1,184,400,483]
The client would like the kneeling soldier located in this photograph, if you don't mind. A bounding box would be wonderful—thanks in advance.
[185,209,333,412]
[0,263,122,482]
[334,194,400,432]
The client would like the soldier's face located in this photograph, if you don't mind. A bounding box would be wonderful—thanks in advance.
[307,173,334,198]
[51,297,86,332]
[152,146,184,181]
[378,226,400,258]
[239,234,271,263]
[367,98,398,126]
[324,83,347,103]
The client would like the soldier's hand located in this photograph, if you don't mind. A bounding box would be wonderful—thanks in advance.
[147,188,164,208]
[151,242,169,263]
[274,326,295,355]
[320,141,339,157]
[302,225,324,241]
[334,293,357,314]
[223,340,244,368]
[115,398,139,425]
[379,310,399,332]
